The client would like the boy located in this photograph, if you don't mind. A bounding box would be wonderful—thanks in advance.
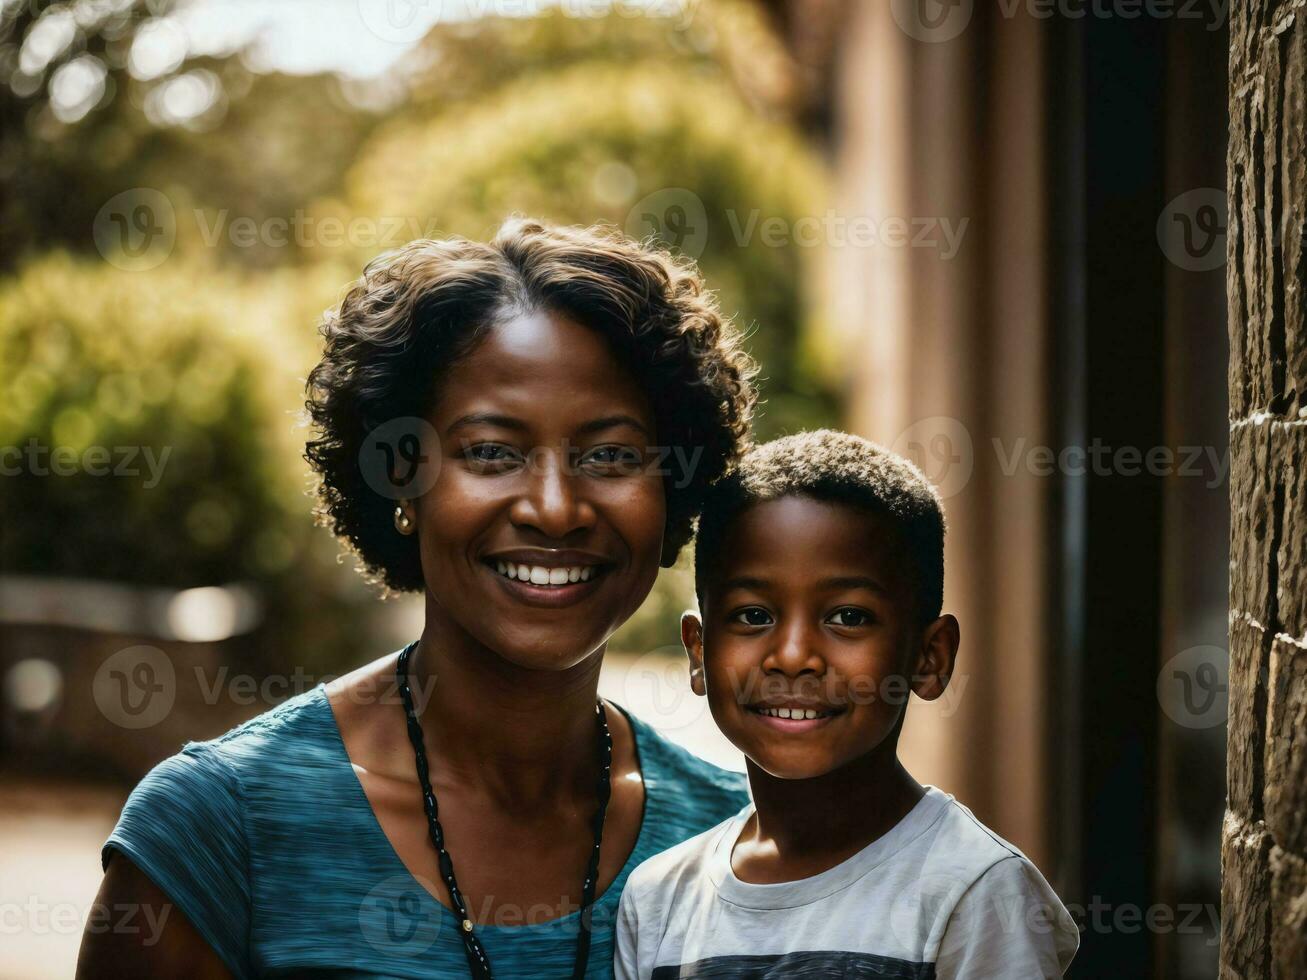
[615,430,1079,979]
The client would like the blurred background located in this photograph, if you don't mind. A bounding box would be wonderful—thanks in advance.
[0,1,1230,977]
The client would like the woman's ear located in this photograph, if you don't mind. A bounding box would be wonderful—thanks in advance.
[681,610,707,697]
[909,614,960,702]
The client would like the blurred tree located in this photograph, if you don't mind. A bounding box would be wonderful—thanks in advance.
[0,0,181,263]
[392,1,801,119]
[0,1,383,270]
[334,55,838,438]
[0,252,373,671]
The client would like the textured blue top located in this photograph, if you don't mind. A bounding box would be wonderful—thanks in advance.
[102,681,748,979]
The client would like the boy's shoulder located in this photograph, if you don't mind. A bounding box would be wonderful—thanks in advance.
[893,790,1057,920]
[924,791,1033,875]
[623,787,1037,906]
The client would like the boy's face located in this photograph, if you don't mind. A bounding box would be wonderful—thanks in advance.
[683,495,958,781]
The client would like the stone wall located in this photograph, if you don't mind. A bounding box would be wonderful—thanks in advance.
[1223,0,1307,975]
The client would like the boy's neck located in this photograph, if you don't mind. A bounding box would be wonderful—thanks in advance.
[735,742,925,884]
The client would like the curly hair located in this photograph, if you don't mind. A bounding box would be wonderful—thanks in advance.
[694,429,947,623]
[305,217,757,592]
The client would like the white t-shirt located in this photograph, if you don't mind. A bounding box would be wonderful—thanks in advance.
[614,786,1079,979]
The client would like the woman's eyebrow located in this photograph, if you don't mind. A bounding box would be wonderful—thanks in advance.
[445,412,650,437]
[446,412,527,434]
[575,414,651,437]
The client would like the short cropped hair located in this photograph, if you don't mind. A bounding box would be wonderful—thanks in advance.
[694,429,946,622]
[305,217,757,592]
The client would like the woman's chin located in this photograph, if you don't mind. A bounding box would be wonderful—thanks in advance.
[475,630,611,673]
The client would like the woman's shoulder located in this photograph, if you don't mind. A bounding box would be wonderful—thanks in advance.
[622,707,749,828]
[99,685,350,977]
[104,685,340,862]
[202,682,337,760]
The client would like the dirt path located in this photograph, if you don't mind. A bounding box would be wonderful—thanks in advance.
[0,778,126,980]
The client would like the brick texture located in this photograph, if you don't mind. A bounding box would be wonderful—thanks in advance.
[1224,0,1307,977]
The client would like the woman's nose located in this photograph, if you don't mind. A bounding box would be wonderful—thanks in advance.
[508,449,596,539]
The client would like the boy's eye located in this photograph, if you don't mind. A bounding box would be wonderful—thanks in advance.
[731,607,773,627]
[827,607,872,628]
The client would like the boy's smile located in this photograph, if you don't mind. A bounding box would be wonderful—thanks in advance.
[685,495,955,781]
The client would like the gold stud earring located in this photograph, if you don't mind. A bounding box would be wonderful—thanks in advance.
[394,504,414,535]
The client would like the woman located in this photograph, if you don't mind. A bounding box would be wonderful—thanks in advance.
[77,218,757,978]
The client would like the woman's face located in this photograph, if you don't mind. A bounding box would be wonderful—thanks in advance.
[410,309,666,671]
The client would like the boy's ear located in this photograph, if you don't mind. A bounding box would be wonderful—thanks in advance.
[910,614,960,702]
[680,610,706,697]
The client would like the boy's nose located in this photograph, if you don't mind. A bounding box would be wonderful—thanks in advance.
[764,621,827,676]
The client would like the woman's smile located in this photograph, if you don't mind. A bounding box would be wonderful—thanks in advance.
[481,547,616,609]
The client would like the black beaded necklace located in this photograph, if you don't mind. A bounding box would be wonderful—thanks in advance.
[395,641,613,980]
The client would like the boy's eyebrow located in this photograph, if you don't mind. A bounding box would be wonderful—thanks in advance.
[818,575,890,593]
[714,574,890,594]
[716,575,770,592]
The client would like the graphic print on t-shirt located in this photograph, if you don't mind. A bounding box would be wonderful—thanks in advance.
[650,949,936,979]
[616,787,1080,980]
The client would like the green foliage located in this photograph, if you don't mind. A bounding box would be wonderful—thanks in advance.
[0,252,299,585]
[393,2,800,118]
[336,56,839,437]
[0,252,379,671]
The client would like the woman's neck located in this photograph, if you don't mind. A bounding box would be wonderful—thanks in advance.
[406,603,607,809]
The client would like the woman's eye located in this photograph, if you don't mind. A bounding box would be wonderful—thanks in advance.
[580,445,642,471]
[828,607,871,628]
[464,443,521,469]
[731,607,773,627]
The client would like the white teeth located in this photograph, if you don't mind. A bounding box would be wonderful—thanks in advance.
[759,707,827,720]
[491,562,600,587]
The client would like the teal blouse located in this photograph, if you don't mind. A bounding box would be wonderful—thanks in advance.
[102,680,747,978]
